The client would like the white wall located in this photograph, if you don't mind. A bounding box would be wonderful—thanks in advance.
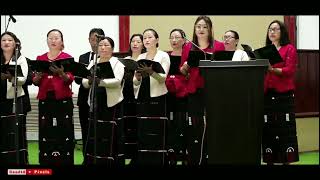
[1,15,119,97]
[297,15,319,50]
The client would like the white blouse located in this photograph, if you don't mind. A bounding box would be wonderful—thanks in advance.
[82,56,125,107]
[133,49,170,99]
[5,55,29,99]
[232,49,250,61]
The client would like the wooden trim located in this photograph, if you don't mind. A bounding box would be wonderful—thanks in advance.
[296,112,319,118]
[284,16,297,47]
[119,16,130,52]
[297,49,319,53]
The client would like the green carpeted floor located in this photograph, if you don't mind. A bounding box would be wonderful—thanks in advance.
[27,141,319,165]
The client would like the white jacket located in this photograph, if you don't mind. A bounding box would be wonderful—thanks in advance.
[5,55,28,99]
[232,49,250,61]
[133,50,170,99]
[82,56,125,107]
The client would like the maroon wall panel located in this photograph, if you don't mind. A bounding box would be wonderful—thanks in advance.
[295,50,319,117]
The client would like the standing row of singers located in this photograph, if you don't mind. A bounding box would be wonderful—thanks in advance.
[0,16,299,166]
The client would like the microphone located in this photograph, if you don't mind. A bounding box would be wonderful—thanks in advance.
[15,42,20,50]
[183,35,211,61]
[9,15,16,23]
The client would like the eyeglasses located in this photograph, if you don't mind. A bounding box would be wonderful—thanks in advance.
[169,36,183,40]
[223,36,235,40]
[268,28,280,33]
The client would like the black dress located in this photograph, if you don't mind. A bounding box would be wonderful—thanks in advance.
[85,87,122,166]
[121,68,137,164]
[135,71,167,165]
[165,55,188,165]
[262,89,299,163]
[38,91,74,165]
[0,74,28,165]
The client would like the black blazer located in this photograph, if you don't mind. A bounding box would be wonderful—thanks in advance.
[75,52,91,106]
[22,57,32,114]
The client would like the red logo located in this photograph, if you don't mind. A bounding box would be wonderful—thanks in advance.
[26,169,52,175]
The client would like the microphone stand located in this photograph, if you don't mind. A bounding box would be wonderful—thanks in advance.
[89,37,101,165]
[12,43,20,165]
[183,36,208,165]
[5,16,13,32]
[183,36,209,61]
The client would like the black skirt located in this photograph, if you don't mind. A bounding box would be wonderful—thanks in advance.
[137,76,151,103]
[0,96,28,165]
[262,89,299,163]
[136,94,167,165]
[85,87,122,165]
[166,93,188,161]
[123,68,135,104]
[121,70,138,161]
[185,88,207,166]
[38,92,74,165]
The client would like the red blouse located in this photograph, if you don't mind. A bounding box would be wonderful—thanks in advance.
[165,52,188,98]
[33,52,74,100]
[264,44,298,93]
[180,40,225,94]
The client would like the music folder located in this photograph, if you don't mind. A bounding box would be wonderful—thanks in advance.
[137,59,165,74]
[212,51,234,61]
[29,60,48,72]
[118,58,138,71]
[70,62,91,78]
[254,45,283,65]
[187,50,213,67]
[90,61,115,79]
[241,44,283,65]
[241,44,253,51]
[29,58,75,73]
[169,55,181,75]
[241,44,256,59]
[1,64,24,77]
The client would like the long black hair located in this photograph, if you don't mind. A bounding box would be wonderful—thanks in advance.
[1,31,21,64]
[192,16,214,50]
[265,20,290,46]
[128,34,146,55]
